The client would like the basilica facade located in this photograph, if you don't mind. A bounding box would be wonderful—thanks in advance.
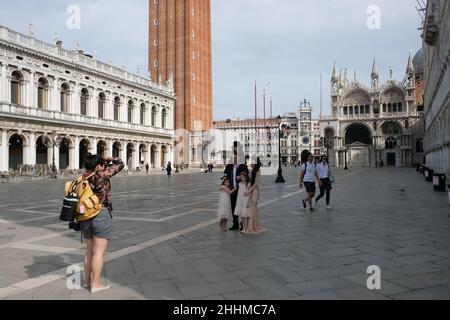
[0,26,175,173]
[320,51,425,168]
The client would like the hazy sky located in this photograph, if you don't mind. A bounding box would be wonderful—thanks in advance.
[0,0,423,120]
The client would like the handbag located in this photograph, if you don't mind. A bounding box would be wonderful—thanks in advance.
[329,173,336,184]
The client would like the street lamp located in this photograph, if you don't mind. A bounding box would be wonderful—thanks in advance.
[47,130,59,179]
[275,116,290,183]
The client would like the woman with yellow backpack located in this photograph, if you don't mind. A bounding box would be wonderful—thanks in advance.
[79,154,124,293]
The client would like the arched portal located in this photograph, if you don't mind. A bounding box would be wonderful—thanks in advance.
[161,145,168,168]
[36,136,49,165]
[79,139,90,169]
[112,142,121,158]
[151,144,157,168]
[126,143,135,170]
[345,124,372,146]
[59,137,70,170]
[9,134,24,171]
[97,140,107,157]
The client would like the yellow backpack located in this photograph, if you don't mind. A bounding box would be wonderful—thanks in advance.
[64,173,102,222]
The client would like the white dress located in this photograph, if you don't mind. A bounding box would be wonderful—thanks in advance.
[234,182,250,218]
[217,189,232,220]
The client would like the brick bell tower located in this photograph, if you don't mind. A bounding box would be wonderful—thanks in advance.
[149,0,213,132]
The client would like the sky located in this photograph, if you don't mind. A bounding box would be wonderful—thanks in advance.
[0,0,423,120]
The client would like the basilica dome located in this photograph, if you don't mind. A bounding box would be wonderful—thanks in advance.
[413,48,424,74]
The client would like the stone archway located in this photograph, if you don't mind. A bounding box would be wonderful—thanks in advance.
[36,136,49,165]
[112,142,121,158]
[126,143,135,171]
[345,124,373,168]
[79,139,91,169]
[97,140,107,157]
[161,145,168,168]
[345,123,372,146]
[8,134,24,171]
[59,137,71,170]
[151,144,157,168]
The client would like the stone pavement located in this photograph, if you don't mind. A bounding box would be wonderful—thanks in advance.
[0,167,449,300]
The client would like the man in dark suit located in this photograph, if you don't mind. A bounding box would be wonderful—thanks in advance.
[223,152,249,230]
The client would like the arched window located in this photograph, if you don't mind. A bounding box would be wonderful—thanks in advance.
[416,139,423,153]
[162,108,167,128]
[60,83,70,113]
[140,103,146,125]
[385,137,397,149]
[37,78,49,110]
[11,71,23,105]
[80,88,89,116]
[98,93,106,119]
[114,97,120,121]
[128,100,134,123]
[151,106,157,126]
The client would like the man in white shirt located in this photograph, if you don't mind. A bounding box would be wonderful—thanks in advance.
[299,153,321,212]
[316,156,333,210]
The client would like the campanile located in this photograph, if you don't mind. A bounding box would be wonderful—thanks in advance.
[149,0,213,132]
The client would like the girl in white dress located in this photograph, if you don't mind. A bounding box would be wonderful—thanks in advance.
[234,172,251,231]
[217,178,236,231]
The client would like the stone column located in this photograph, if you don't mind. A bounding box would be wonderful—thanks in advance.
[0,64,7,102]
[28,132,36,166]
[0,129,8,171]
[27,71,35,107]
[72,84,80,114]
[91,91,98,118]
[107,94,113,120]
[51,79,58,111]
[72,136,80,170]
[91,137,98,155]
[120,141,127,170]
[107,139,113,158]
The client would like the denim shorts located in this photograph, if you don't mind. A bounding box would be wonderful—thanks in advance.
[80,208,113,240]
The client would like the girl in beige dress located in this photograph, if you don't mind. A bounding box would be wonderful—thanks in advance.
[242,157,267,235]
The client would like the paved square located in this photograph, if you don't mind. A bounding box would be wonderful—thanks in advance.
[0,167,449,300]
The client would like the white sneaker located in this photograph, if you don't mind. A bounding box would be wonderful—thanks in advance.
[326,205,332,210]
[91,285,110,293]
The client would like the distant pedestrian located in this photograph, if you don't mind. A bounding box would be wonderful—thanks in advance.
[145,163,149,174]
[315,156,333,210]
[300,153,321,212]
[217,178,236,231]
[166,161,172,176]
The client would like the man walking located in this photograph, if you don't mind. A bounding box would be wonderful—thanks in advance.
[145,163,149,174]
[223,151,249,230]
[315,156,333,210]
[300,153,321,212]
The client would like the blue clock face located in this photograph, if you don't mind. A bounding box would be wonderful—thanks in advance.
[302,137,310,145]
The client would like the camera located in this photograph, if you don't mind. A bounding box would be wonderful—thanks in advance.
[69,221,81,232]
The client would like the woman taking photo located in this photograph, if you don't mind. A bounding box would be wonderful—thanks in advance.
[80,154,124,293]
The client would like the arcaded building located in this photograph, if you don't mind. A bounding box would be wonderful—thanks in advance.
[319,52,425,168]
[0,26,175,173]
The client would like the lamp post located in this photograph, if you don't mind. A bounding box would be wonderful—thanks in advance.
[275,116,290,183]
[49,131,59,179]
[344,145,348,170]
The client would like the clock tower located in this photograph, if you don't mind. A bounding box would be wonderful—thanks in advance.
[298,99,313,161]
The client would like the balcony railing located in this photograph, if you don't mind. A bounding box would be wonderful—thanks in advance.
[0,103,174,136]
[0,26,174,96]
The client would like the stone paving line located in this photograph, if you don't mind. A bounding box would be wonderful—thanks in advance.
[0,169,363,299]
[2,168,448,300]
[0,183,312,299]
